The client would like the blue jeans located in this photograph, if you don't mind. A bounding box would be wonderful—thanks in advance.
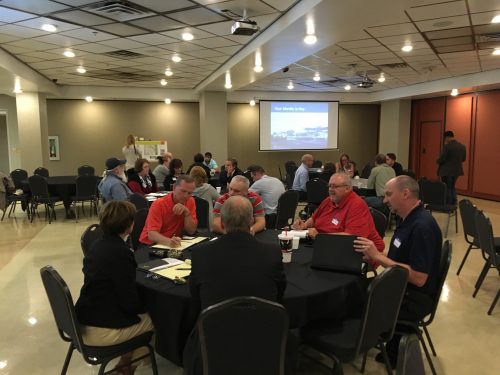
[441,176,457,205]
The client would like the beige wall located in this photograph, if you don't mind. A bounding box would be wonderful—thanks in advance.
[46,100,200,175]
[227,103,380,177]
[0,115,8,173]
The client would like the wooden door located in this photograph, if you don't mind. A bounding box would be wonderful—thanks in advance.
[419,121,442,180]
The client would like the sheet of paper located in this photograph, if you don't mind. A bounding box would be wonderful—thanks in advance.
[151,236,208,251]
[149,258,183,271]
[154,262,192,280]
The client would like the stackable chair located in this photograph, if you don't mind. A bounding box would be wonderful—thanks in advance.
[418,179,457,237]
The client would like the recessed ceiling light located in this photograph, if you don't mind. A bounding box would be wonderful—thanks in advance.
[304,34,317,45]
[287,81,294,90]
[164,68,173,76]
[492,48,500,56]
[249,99,256,106]
[28,317,38,326]
[85,96,93,102]
[0,361,7,370]
[491,15,500,23]
[253,65,263,73]
[171,55,181,63]
[313,73,320,82]
[401,44,413,52]
[344,84,351,91]
[378,73,386,83]
[224,71,232,89]
[164,98,171,104]
[76,66,86,74]
[13,77,22,94]
[450,88,458,96]
[41,24,57,32]
[63,50,75,58]
[160,79,167,86]
[182,32,194,41]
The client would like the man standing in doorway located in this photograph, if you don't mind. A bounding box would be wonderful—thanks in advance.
[436,131,466,205]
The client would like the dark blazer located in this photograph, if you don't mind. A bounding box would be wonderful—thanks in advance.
[392,161,404,176]
[75,233,146,328]
[437,139,466,177]
[219,167,244,187]
[184,231,286,375]
[189,231,286,312]
[186,162,211,179]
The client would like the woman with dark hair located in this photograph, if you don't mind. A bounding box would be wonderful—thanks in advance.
[127,158,158,195]
[75,201,154,375]
[164,158,183,191]
[336,153,358,177]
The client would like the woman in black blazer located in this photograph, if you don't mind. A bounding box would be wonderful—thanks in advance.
[75,201,154,375]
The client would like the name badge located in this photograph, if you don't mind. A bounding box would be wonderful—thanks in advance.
[393,237,402,248]
[332,217,339,225]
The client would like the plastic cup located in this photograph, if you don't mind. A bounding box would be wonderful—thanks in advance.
[216,186,221,193]
[292,236,300,250]
[278,234,293,263]
[282,250,292,263]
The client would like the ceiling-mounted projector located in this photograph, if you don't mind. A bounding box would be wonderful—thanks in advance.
[231,19,259,35]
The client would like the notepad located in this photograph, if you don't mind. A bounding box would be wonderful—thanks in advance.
[138,258,183,272]
[152,236,208,250]
[153,262,192,280]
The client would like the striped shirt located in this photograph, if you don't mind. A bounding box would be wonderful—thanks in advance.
[213,192,265,218]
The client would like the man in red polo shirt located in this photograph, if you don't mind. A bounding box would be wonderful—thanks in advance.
[139,175,198,247]
[212,175,266,234]
[292,172,384,252]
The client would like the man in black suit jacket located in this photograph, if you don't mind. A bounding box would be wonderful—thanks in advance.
[183,195,286,374]
[437,131,466,205]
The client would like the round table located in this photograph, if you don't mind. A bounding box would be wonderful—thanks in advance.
[135,230,365,365]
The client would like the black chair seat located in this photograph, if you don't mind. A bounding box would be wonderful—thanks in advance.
[36,196,61,203]
[84,331,153,359]
[425,203,456,212]
[71,194,95,201]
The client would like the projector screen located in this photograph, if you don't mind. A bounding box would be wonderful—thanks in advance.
[259,100,339,151]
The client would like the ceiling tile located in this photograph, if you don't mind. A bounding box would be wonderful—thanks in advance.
[338,39,381,49]
[2,44,31,54]
[30,60,73,69]
[206,55,229,63]
[161,26,215,40]
[20,50,58,59]
[215,45,241,54]
[439,50,478,60]
[183,48,224,58]
[0,6,36,23]
[0,32,21,43]
[197,20,233,35]
[73,42,118,53]
[431,35,473,47]
[129,15,185,32]
[367,23,419,37]
[55,0,99,6]
[99,38,148,50]
[6,38,59,51]
[416,15,470,32]
[127,46,171,57]
[167,7,227,25]
[435,44,475,54]
[206,0,276,17]
[93,23,147,37]
[0,0,69,14]
[470,11,500,25]
[128,33,178,45]
[158,41,206,53]
[191,36,237,48]
[350,46,390,55]
[224,33,255,43]
[17,54,43,63]
[407,1,468,21]
[51,10,112,26]
[59,27,116,42]
[376,33,425,46]
[468,0,500,13]
[425,26,471,39]
[31,33,88,47]
[128,0,195,13]
[15,16,81,32]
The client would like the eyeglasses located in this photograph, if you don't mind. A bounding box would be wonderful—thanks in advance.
[328,184,348,189]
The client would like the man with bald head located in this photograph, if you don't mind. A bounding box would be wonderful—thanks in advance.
[293,172,384,251]
[354,175,442,367]
[292,153,314,200]
[184,195,286,374]
[212,175,266,234]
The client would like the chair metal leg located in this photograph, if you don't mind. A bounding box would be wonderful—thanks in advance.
[487,289,500,315]
[60,343,74,375]
[148,344,159,375]
[456,243,474,276]
[415,328,436,375]
[360,351,367,373]
[379,344,393,375]
[1,206,6,221]
[423,326,436,356]
[473,260,491,297]
[455,210,458,233]
[331,356,344,375]
[97,359,110,375]
[444,213,450,238]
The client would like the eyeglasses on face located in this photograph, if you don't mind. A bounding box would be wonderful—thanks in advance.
[328,184,348,189]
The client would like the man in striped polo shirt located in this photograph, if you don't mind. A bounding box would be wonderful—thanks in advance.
[212,175,266,234]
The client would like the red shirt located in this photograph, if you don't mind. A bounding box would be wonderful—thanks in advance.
[139,193,197,245]
[311,190,385,251]
[213,191,265,217]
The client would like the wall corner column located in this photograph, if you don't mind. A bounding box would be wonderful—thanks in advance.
[199,91,228,163]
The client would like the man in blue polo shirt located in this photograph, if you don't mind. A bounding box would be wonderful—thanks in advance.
[354,175,442,367]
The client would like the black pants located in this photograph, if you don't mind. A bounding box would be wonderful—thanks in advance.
[441,175,458,205]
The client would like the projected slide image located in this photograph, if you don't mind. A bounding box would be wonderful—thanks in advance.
[270,102,328,149]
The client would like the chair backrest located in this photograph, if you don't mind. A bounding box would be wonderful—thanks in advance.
[396,334,426,375]
[130,208,148,250]
[370,207,387,238]
[75,175,98,199]
[194,196,210,230]
[128,192,149,211]
[10,169,28,189]
[40,266,87,354]
[77,165,95,176]
[306,178,328,205]
[357,266,409,354]
[360,163,374,179]
[34,167,49,178]
[423,240,452,325]
[418,179,446,206]
[459,199,478,245]
[197,296,288,375]
[284,161,297,190]
[28,174,50,199]
[475,211,499,268]
[80,224,103,256]
[311,160,322,168]
[275,190,299,229]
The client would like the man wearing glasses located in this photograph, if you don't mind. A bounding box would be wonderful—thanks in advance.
[292,173,384,252]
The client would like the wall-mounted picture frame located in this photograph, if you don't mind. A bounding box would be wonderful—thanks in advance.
[48,136,60,161]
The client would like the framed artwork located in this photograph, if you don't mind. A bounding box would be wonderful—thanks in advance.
[48,136,60,161]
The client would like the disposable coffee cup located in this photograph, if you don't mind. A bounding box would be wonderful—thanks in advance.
[278,234,293,263]
[292,236,300,250]
[216,186,221,193]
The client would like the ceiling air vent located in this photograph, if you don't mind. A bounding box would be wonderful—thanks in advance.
[83,1,155,21]
[377,62,409,69]
[104,50,144,59]
[77,69,159,83]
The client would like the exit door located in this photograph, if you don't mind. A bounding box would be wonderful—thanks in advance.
[419,121,442,180]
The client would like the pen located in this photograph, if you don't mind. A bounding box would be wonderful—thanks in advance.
[176,268,191,270]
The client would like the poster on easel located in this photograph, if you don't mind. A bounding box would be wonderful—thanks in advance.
[136,140,168,162]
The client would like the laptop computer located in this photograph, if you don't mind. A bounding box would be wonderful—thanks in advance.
[311,234,363,274]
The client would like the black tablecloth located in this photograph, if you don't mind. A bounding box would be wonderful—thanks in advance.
[135,230,365,365]
[22,176,77,209]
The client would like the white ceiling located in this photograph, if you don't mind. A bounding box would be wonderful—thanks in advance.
[0,0,499,98]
